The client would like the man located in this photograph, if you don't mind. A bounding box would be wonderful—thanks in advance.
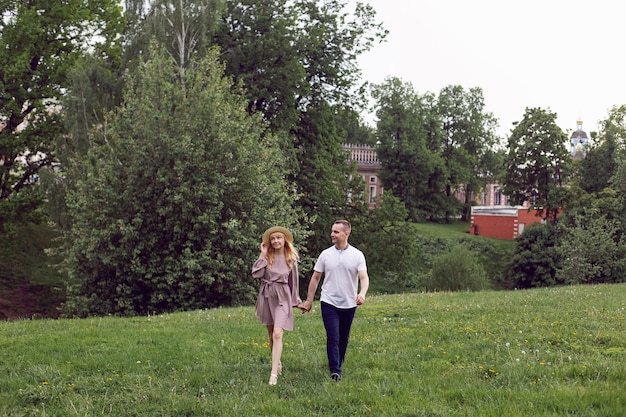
[298,220,370,381]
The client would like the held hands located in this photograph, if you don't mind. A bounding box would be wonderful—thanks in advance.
[297,300,312,314]
[297,296,364,313]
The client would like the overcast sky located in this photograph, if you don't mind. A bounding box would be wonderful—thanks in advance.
[356,0,626,139]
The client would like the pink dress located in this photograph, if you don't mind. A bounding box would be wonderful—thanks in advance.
[252,255,300,330]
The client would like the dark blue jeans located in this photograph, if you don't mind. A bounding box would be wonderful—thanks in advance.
[321,301,356,375]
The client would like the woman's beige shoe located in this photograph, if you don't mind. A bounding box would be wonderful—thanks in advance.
[269,373,278,386]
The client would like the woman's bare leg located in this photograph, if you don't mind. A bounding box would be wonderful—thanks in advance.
[267,326,283,384]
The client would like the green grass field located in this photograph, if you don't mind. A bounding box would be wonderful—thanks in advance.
[1,284,625,416]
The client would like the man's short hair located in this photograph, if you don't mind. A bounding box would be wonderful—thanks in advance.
[334,219,351,232]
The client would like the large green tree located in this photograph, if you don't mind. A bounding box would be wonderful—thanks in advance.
[502,107,571,224]
[213,0,386,132]
[213,0,386,251]
[65,45,301,317]
[436,85,499,221]
[563,105,626,243]
[292,102,369,257]
[0,0,123,231]
[372,77,447,221]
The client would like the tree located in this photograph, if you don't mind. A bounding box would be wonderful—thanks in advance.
[508,223,562,289]
[291,102,369,258]
[336,108,376,146]
[372,77,447,221]
[213,0,386,249]
[64,45,301,317]
[0,0,124,231]
[576,105,626,195]
[556,216,626,285]
[123,0,225,79]
[576,135,618,195]
[350,194,423,293]
[213,0,304,133]
[501,107,571,224]
[436,85,499,221]
[212,0,386,132]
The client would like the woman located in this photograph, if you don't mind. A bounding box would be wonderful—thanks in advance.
[252,226,300,385]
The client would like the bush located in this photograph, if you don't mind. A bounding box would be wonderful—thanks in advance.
[352,194,423,293]
[508,223,562,288]
[424,244,489,292]
[411,232,513,291]
[556,216,626,285]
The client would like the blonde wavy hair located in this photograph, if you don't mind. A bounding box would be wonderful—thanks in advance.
[267,238,299,270]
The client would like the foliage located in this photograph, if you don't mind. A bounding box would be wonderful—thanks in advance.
[350,194,422,293]
[64,45,301,317]
[212,0,305,133]
[2,285,626,416]
[0,221,65,320]
[213,0,387,131]
[556,216,626,285]
[560,106,626,250]
[436,85,500,221]
[291,102,369,258]
[576,132,619,194]
[372,80,502,223]
[372,77,448,222]
[336,107,377,146]
[424,244,489,292]
[599,104,626,148]
[508,223,562,289]
[124,0,225,80]
[501,107,572,225]
[0,187,47,237]
[406,227,513,291]
[0,0,124,230]
[213,0,387,256]
[46,52,129,232]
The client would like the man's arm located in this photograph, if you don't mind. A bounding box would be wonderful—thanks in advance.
[298,270,322,313]
[356,270,369,305]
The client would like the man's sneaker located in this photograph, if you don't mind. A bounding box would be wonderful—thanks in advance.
[330,372,342,381]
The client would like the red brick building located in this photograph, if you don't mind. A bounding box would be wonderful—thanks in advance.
[470,206,547,240]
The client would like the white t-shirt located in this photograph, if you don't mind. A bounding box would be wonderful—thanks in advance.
[314,244,367,309]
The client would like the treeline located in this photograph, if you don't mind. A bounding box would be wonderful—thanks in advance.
[2,1,626,318]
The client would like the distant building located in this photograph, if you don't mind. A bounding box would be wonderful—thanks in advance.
[570,118,589,157]
[470,206,548,240]
[342,143,382,208]
[344,116,582,239]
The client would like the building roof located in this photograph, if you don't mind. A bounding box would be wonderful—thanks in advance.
[571,130,588,139]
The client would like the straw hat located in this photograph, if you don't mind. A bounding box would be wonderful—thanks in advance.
[262,226,293,244]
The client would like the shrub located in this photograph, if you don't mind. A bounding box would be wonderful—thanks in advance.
[508,223,562,288]
[424,244,489,291]
[556,216,626,285]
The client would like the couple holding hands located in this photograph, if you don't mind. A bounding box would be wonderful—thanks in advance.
[252,220,370,385]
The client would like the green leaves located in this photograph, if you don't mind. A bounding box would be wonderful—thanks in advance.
[0,0,124,227]
[502,107,572,224]
[65,44,298,316]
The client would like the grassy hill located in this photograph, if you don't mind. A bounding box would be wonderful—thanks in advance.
[1,284,625,416]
